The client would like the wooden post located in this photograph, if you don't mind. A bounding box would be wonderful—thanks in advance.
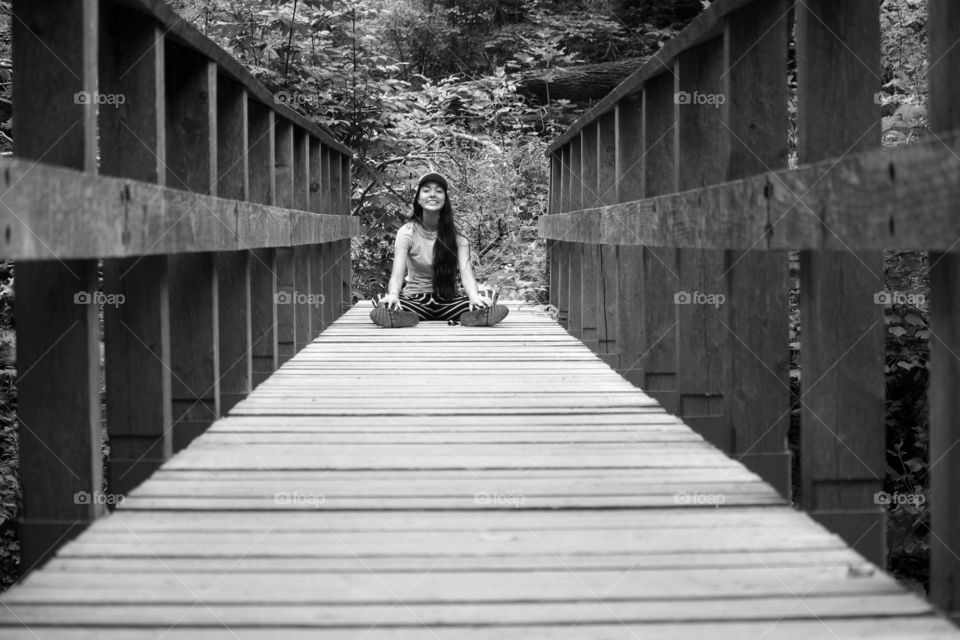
[247,101,277,388]
[596,112,618,369]
[548,152,562,311]
[308,137,326,338]
[723,1,791,497]
[928,0,960,621]
[319,146,336,330]
[165,45,220,451]
[293,127,312,350]
[215,77,252,414]
[13,0,104,569]
[675,39,730,451]
[579,124,600,353]
[99,7,172,495]
[340,153,352,319]
[637,73,678,412]
[557,144,572,330]
[796,0,885,565]
[567,135,583,339]
[274,120,296,364]
[614,94,647,391]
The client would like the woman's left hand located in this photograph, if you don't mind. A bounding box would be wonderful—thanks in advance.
[469,295,492,311]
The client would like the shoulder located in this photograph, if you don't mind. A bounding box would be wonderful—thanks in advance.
[455,230,469,248]
[395,222,415,244]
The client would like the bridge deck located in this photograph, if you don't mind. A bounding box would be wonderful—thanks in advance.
[2,303,957,638]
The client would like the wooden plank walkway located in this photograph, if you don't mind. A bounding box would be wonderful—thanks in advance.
[2,302,958,638]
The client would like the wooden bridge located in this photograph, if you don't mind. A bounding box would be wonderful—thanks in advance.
[2,0,960,637]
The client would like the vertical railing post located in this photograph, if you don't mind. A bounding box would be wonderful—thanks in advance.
[247,101,277,388]
[614,95,647,389]
[928,0,960,621]
[674,38,729,451]
[595,112,618,369]
[567,134,583,338]
[329,152,345,322]
[13,0,104,569]
[319,145,336,330]
[722,1,791,496]
[637,73,678,412]
[215,77,252,414]
[293,127,312,351]
[796,0,885,565]
[339,153,352,319]
[548,152,562,312]
[165,45,220,451]
[274,119,296,364]
[100,7,173,495]
[579,124,600,353]
[557,144,571,329]
[308,137,326,338]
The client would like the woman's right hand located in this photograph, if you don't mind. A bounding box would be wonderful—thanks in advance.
[380,293,401,310]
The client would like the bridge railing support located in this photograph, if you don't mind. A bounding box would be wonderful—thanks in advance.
[540,0,960,620]
[10,0,358,573]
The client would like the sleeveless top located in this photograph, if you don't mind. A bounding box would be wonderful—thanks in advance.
[395,221,436,294]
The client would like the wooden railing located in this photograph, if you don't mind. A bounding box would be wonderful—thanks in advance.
[10,0,358,570]
[540,0,960,620]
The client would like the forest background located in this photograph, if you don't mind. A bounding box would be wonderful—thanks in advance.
[0,0,934,596]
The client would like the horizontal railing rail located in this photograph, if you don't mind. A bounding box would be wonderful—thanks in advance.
[540,0,960,622]
[10,0,359,573]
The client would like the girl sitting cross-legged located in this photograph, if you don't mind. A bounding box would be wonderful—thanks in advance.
[370,172,509,328]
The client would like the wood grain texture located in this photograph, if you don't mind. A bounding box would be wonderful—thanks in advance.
[722,0,791,497]
[796,0,885,566]
[3,303,954,638]
[12,0,103,569]
[538,129,960,250]
[928,0,960,621]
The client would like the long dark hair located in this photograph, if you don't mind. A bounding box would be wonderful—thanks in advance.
[412,188,462,300]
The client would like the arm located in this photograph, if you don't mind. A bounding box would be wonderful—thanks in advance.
[457,234,491,310]
[381,229,409,310]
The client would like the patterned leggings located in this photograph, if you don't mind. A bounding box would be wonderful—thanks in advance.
[378,292,473,322]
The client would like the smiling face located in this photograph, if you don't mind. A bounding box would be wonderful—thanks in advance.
[417,181,446,213]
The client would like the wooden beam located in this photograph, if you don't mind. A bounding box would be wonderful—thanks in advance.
[99,7,172,497]
[722,0,791,498]
[796,0,885,566]
[537,129,960,251]
[579,125,600,353]
[12,0,103,571]
[928,0,960,623]
[165,49,220,451]
[216,77,252,415]
[596,112,618,369]
[675,37,729,452]
[636,73,677,412]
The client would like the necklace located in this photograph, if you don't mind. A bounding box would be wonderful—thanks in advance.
[416,223,437,239]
